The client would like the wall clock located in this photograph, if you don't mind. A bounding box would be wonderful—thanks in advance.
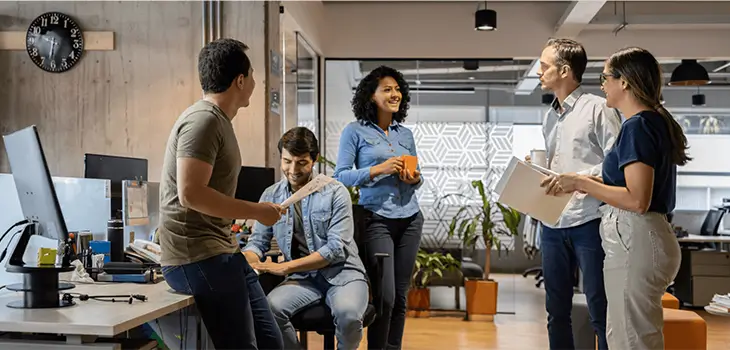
[25,12,84,73]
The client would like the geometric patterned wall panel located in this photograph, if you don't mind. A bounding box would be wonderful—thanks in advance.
[324,120,515,250]
[298,119,317,137]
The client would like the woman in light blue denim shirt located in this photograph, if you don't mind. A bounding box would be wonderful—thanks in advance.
[333,66,424,349]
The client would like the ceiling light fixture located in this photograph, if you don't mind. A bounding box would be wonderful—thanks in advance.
[541,93,554,105]
[475,1,496,31]
[669,59,710,86]
[692,94,706,106]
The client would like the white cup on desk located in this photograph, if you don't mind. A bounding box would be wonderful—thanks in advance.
[530,149,548,168]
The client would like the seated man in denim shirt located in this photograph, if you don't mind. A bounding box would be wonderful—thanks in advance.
[242,127,369,350]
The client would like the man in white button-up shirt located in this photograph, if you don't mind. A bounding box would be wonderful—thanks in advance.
[532,38,622,350]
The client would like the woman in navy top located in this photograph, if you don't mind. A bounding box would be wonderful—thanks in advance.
[333,66,423,349]
[545,47,689,350]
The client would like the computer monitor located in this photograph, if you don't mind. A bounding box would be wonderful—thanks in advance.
[84,153,148,218]
[235,166,276,202]
[3,125,68,242]
[2,125,76,309]
[83,153,148,182]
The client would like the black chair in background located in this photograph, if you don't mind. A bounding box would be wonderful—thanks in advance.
[257,204,387,349]
[688,208,727,250]
[522,266,544,288]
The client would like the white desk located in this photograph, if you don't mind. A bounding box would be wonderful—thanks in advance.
[677,234,730,243]
[0,281,194,349]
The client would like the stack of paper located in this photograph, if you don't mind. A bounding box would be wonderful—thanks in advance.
[705,293,730,316]
[494,156,573,225]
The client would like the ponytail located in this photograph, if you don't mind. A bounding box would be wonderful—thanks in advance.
[655,105,692,166]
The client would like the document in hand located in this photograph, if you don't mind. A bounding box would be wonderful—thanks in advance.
[494,156,573,225]
[280,174,336,208]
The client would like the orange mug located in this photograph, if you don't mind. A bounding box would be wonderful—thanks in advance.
[400,155,418,178]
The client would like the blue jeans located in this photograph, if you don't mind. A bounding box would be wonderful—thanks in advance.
[267,274,369,350]
[541,219,608,350]
[162,253,284,350]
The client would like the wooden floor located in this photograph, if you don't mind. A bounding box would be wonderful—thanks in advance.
[303,274,730,349]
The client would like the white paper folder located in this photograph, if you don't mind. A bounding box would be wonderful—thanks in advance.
[494,156,573,225]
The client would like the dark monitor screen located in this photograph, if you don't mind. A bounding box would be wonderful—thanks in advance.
[84,153,147,219]
[235,166,276,203]
[84,153,148,183]
[2,125,68,241]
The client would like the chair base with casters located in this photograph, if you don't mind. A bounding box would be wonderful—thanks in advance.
[523,266,544,288]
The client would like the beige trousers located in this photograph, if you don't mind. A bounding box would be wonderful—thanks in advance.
[599,206,682,350]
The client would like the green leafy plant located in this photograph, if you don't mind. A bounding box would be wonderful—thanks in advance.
[317,155,360,202]
[446,179,521,280]
[411,249,462,289]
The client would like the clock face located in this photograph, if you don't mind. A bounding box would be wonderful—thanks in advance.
[25,12,84,73]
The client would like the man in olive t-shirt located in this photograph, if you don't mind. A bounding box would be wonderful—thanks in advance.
[158,99,242,266]
[158,38,284,350]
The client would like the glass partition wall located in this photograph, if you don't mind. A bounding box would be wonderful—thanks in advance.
[281,29,321,147]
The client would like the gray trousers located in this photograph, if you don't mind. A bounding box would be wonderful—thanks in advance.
[599,206,681,350]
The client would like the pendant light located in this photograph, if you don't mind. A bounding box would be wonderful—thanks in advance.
[541,93,554,105]
[475,1,497,31]
[669,59,710,86]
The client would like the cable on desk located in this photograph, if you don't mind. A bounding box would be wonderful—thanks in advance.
[0,220,28,262]
[61,292,148,304]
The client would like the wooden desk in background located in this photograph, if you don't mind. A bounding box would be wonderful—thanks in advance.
[0,281,194,349]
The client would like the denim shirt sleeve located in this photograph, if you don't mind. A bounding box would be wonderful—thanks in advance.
[333,124,381,187]
[315,184,354,265]
[242,187,275,258]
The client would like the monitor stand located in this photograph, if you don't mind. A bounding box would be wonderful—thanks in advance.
[5,222,75,309]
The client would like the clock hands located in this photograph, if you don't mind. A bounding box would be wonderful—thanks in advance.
[48,36,57,58]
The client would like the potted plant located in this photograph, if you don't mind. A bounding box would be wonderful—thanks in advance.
[407,249,461,318]
[445,180,521,317]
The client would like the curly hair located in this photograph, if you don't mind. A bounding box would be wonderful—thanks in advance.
[351,65,411,123]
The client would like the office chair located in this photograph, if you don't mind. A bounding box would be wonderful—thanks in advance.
[696,208,727,250]
[258,204,387,349]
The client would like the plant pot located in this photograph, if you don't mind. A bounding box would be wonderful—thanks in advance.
[406,287,430,318]
[465,278,498,316]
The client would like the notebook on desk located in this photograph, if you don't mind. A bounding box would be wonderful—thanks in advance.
[495,156,573,225]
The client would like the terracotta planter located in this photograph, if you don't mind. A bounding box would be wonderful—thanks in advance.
[406,287,430,318]
[465,279,498,316]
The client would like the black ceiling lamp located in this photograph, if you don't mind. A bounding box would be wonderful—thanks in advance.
[475,1,496,31]
[692,94,706,106]
[692,87,706,106]
[541,93,554,105]
[669,59,710,86]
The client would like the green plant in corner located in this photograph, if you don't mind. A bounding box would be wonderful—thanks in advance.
[411,249,462,289]
[316,155,360,202]
[446,179,521,280]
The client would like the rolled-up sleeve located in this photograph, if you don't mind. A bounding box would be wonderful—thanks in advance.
[315,185,353,264]
[578,104,622,176]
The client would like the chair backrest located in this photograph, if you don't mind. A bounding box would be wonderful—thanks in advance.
[352,204,372,276]
[352,204,382,305]
[700,208,725,236]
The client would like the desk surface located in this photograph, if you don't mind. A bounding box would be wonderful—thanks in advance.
[678,234,730,243]
[0,281,193,337]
